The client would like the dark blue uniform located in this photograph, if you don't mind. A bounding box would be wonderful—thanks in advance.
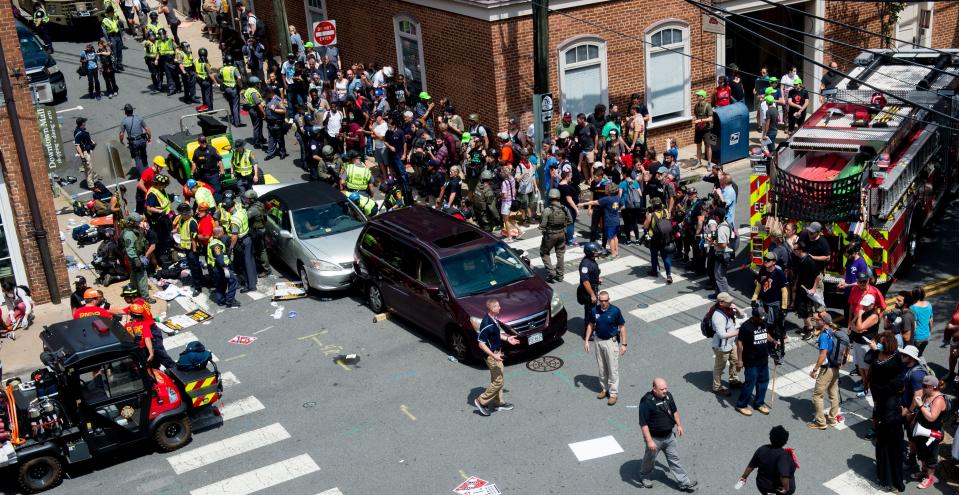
[579,257,601,323]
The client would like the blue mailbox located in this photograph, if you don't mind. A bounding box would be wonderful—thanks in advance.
[710,101,750,165]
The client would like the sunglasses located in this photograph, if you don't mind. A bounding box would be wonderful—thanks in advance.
[598,299,610,303]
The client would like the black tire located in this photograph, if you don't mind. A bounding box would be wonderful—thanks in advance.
[446,327,471,363]
[154,416,192,452]
[17,455,63,494]
[367,282,385,313]
[298,263,312,293]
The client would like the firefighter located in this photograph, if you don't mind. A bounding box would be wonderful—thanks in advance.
[156,28,178,94]
[186,178,216,212]
[341,151,373,196]
[72,288,114,319]
[263,86,288,160]
[118,103,151,174]
[473,170,499,232]
[143,31,160,91]
[379,178,405,212]
[173,203,204,297]
[219,55,243,127]
[227,199,256,292]
[208,225,240,307]
[242,76,266,148]
[320,146,344,185]
[348,192,378,217]
[190,135,224,200]
[176,41,198,103]
[195,47,214,112]
[231,140,259,192]
[126,303,176,371]
[122,213,156,303]
[101,6,124,71]
[136,155,165,214]
[242,190,271,276]
[120,284,154,320]
[144,174,173,257]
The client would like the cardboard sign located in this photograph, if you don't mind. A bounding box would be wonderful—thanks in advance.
[162,309,213,331]
[228,335,257,345]
[272,282,307,301]
[453,477,500,495]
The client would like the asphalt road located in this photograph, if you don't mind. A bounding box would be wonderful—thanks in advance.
[10,33,959,495]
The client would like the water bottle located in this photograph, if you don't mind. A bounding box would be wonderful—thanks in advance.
[734,478,745,490]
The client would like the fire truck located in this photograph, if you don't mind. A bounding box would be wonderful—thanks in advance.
[749,49,959,294]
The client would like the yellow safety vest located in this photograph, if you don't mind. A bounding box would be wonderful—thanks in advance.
[220,66,237,87]
[356,196,376,216]
[34,8,49,24]
[233,150,254,177]
[194,184,215,209]
[158,39,175,56]
[174,216,196,250]
[147,187,171,214]
[215,205,231,228]
[146,22,162,36]
[179,52,194,69]
[207,237,230,266]
[196,61,208,80]
[345,163,371,191]
[102,16,119,34]
[243,87,261,106]
[230,207,249,237]
[144,40,158,58]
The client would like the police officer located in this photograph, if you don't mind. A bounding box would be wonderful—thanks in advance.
[227,199,256,292]
[242,190,271,276]
[214,191,233,229]
[348,191,378,217]
[144,11,162,39]
[341,151,373,196]
[73,117,99,189]
[190,135,223,200]
[118,104,151,174]
[176,41,197,103]
[263,86,288,160]
[195,47,214,112]
[144,174,173,256]
[292,103,313,166]
[473,170,499,232]
[143,31,160,91]
[173,202,204,297]
[540,188,573,283]
[243,76,266,148]
[208,225,239,307]
[101,6,124,70]
[219,55,243,127]
[379,178,405,212]
[122,213,156,303]
[578,241,603,328]
[156,28,178,94]
[320,146,344,185]
[305,127,323,181]
[231,140,259,192]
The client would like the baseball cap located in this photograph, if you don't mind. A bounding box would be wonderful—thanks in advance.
[717,292,734,303]
[769,76,779,83]
[562,111,571,119]
[794,78,803,85]
[856,271,870,283]
[765,87,776,95]
[74,275,87,286]
[860,294,876,307]
[764,252,777,261]
[559,131,570,139]
[923,375,939,387]
[373,88,385,96]
[752,305,767,319]
[765,95,775,104]
[127,212,144,223]
[461,132,472,144]
[592,161,604,169]
[496,132,509,140]
[695,89,708,97]
[304,41,314,48]
[419,91,431,100]
[806,221,822,233]
[819,312,833,325]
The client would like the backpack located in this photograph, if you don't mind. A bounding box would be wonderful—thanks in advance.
[907,362,936,383]
[701,304,721,338]
[652,213,674,247]
[623,181,643,209]
[827,329,850,367]
[176,341,213,371]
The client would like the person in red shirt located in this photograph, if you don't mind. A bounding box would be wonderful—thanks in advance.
[125,304,157,372]
[136,155,166,214]
[72,288,115,319]
[120,284,154,320]
[944,301,959,380]
[712,76,732,108]
[848,271,886,317]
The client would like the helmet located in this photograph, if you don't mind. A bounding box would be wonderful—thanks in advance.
[121,285,138,298]
[345,150,359,161]
[149,10,158,18]
[488,149,500,159]
[584,242,602,257]
[154,174,170,186]
[222,198,235,209]
[198,47,208,58]
[480,170,494,180]
[83,288,99,300]
[177,202,192,213]
[321,145,334,157]
[186,178,197,189]
[348,192,361,203]
[180,41,190,50]
[242,189,258,200]
[153,155,167,167]
[128,303,146,316]
[548,188,561,200]
[146,30,156,38]
[223,55,234,65]
[223,190,235,200]
[248,75,261,85]
[197,202,210,212]
[378,183,389,193]
[158,28,166,36]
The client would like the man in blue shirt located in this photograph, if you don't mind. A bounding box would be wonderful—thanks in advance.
[808,313,844,429]
[474,298,519,416]
[585,291,627,406]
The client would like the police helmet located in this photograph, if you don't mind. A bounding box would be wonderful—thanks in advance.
[345,150,360,161]
[378,183,390,194]
[177,202,192,214]
[480,170,494,180]
[348,192,361,203]
[146,30,155,39]
[243,189,258,201]
[149,11,158,18]
[223,190,235,200]
[158,28,166,36]
[548,188,561,200]
[248,75,261,85]
[121,284,138,298]
[153,174,170,186]
[180,41,190,50]
[583,242,603,257]
[321,145,334,157]
[198,47,208,58]
[223,55,234,65]
[222,197,235,209]
[488,149,500,159]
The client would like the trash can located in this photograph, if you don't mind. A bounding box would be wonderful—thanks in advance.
[710,101,750,165]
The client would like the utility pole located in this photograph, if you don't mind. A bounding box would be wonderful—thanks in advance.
[272,0,292,56]
[532,0,551,192]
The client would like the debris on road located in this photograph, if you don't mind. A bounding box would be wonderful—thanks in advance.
[272,281,307,300]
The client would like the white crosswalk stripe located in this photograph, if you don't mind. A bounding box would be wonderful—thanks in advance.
[604,272,687,302]
[317,489,344,495]
[189,453,320,495]
[561,255,649,284]
[669,324,706,344]
[219,371,240,388]
[630,293,713,322]
[510,235,546,252]
[219,396,265,421]
[770,364,850,397]
[168,423,291,474]
[822,468,882,494]
[530,248,585,268]
[162,330,219,363]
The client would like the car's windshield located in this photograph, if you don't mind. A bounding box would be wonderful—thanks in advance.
[18,33,44,56]
[440,243,531,297]
[292,201,365,239]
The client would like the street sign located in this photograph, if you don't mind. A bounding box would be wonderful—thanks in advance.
[228,335,258,345]
[313,20,337,46]
[36,105,64,169]
[702,14,725,35]
[539,93,554,122]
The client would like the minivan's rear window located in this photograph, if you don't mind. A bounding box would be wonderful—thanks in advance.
[433,231,483,249]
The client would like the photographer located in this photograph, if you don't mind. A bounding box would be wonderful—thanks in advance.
[709,207,734,295]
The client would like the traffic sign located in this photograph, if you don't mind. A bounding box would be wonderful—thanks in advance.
[539,93,554,122]
[313,20,337,46]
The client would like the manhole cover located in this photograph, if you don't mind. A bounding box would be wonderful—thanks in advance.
[526,356,564,372]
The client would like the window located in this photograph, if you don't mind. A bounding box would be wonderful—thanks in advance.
[645,22,691,122]
[79,358,146,404]
[415,253,440,286]
[558,38,608,117]
[303,0,326,33]
[394,15,426,96]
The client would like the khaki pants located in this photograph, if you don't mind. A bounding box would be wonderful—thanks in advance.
[595,338,620,396]
[712,348,739,391]
[478,355,505,406]
[812,366,840,426]
[79,150,99,187]
[540,232,566,279]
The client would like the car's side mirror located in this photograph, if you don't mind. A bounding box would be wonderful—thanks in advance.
[279,230,293,239]
[426,285,447,301]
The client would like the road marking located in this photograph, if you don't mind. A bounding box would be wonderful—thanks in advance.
[168,423,291,474]
[922,274,959,291]
[334,359,351,371]
[510,235,545,252]
[568,435,624,462]
[603,272,687,302]
[399,404,416,421]
[218,396,265,421]
[219,371,240,388]
[254,325,275,334]
[669,323,706,344]
[317,489,344,495]
[263,174,280,185]
[770,365,850,397]
[164,331,198,349]
[823,468,882,495]
[244,290,267,301]
[342,427,362,436]
[561,255,649,284]
[531,249,585,268]
[298,331,328,340]
[458,470,468,480]
[554,370,574,387]
[222,354,245,362]
[630,293,712,322]
[927,278,959,297]
[189,454,319,495]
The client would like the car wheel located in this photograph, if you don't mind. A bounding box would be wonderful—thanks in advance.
[298,264,311,291]
[154,416,192,452]
[51,90,67,105]
[446,328,471,363]
[367,282,385,313]
[17,455,63,493]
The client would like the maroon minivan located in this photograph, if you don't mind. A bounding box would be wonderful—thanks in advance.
[354,207,567,362]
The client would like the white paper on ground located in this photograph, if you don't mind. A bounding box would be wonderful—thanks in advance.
[568,435,624,462]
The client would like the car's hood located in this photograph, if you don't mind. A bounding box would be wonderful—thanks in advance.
[21,49,47,72]
[457,277,552,323]
[300,227,362,264]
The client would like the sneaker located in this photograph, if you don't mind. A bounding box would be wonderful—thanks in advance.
[755,405,770,415]
[636,478,653,489]
[856,391,867,398]
[918,475,937,489]
[597,389,608,400]
[713,387,731,396]
[679,480,698,492]
[192,288,201,297]
[607,395,618,406]
[735,406,753,416]
[474,398,490,416]
[941,341,950,348]
[666,276,673,284]
[801,332,813,341]
[807,421,827,430]
[494,403,514,411]
[853,384,865,393]
[864,429,877,439]
[6,331,13,341]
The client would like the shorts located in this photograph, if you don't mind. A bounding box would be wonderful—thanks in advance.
[604,225,620,240]
[917,439,940,468]
[852,342,871,370]
[516,192,532,209]
[795,291,824,319]
[373,148,388,166]
[694,126,711,144]
[500,201,512,216]
[580,150,596,163]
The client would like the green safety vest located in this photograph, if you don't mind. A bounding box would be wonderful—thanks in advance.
[179,51,194,69]
[220,66,237,87]
[356,196,376,216]
[196,61,208,80]
[233,150,254,177]
[345,163,371,191]
[230,207,249,237]
[207,237,230,266]
[102,16,119,34]
[147,187,171,214]
[144,40,158,58]
[34,9,48,24]
[175,216,196,250]
[158,39,175,56]
[146,22,162,36]
[194,184,215,209]
[243,87,260,106]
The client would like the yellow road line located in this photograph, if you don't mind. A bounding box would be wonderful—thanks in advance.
[459,470,468,480]
[926,279,959,298]
[400,405,416,421]
[923,275,959,291]
[297,330,328,340]
[334,359,352,371]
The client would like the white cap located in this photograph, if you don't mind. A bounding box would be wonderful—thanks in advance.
[592,161,605,169]
[860,294,876,307]
[496,132,509,140]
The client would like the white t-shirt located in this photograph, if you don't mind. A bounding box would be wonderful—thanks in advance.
[372,122,388,150]
[326,110,343,137]
[780,73,797,92]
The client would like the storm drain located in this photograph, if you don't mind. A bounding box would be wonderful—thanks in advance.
[526,356,564,372]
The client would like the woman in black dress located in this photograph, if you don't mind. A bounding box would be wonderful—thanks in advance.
[868,331,905,492]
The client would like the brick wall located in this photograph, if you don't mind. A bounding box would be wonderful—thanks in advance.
[0,1,70,303]
[822,1,882,69]
[930,2,959,49]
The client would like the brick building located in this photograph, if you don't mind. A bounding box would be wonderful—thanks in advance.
[252,0,959,148]
[0,1,70,303]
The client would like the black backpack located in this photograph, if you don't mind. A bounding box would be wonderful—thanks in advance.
[827,329,850,367]
[701,304,720,338]
[652,214,674,248]
[176,341,213,371]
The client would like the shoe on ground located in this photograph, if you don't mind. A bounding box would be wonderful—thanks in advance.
[607,395,618,406]
[807,421,827,430]
[853,384,864,392]
[145,297,157,304]
[494,403,514,411]
[6,331,13,341]
[801,332,813,341]
[755,405,770,415]
[713,387,731,396]
[918,475,937,489]
[240,287,252,293]
[192,288,201,297]
[597,389,608,399]
[679,480,698,492]
[864,429,877,439]
[474,398,490,416]
[636,478,653,489]
[735,406,753,416]
[666,277,673,284]
[729,381,744,388]
[227,301,241,308]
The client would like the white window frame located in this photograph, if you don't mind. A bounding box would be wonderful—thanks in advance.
[303,0,327,30]
[556,36,609,116]
[393,15,427,93]
[644,21,692,128]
